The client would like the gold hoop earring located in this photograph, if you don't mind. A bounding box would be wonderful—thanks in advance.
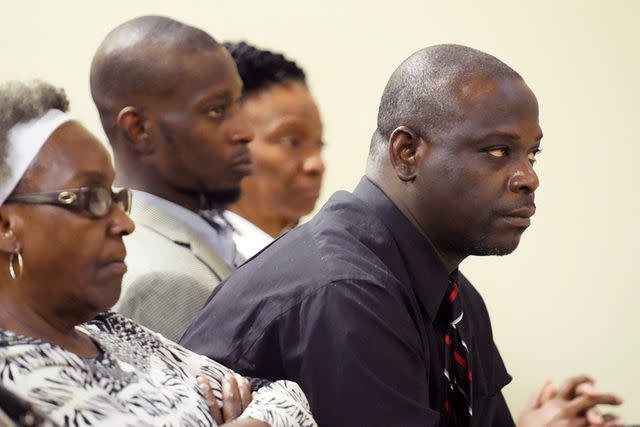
[9,249,23,281]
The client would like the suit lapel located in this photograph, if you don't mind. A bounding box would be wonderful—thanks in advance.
[130,196,231,281]
[189,238,232,280]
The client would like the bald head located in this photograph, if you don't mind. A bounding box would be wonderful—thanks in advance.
[90,15,220,137]
[370,44,522,160]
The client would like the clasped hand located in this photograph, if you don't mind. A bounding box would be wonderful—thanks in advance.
[197,373,270,427]
[518,375,624,427]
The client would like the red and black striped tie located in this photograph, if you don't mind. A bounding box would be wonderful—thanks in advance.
[443,278,473,426]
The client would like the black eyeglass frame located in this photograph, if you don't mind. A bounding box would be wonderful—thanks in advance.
[5,186,132,218]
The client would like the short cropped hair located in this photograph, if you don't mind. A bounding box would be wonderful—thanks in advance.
[370,44,522,159]
[90,16,220,139]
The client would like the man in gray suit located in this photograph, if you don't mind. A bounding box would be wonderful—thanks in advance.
[90,16,253,341]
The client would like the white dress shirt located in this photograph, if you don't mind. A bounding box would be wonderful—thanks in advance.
[223,210,274,260]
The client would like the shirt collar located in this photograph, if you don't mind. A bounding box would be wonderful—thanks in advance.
[353,177,451,322]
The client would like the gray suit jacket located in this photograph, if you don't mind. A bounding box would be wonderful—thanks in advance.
[114,196,231,342]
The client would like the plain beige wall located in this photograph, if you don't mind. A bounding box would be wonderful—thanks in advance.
[3,0,638,420]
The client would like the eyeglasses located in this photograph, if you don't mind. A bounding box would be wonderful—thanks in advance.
[5,187,132,218]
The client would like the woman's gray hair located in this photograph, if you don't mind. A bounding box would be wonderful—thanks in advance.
[0,80,69,179]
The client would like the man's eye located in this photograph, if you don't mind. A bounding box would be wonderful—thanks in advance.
[487,148,509,158]
[528,148,542,163]
[207,106,226,118]
[279,137,300,148]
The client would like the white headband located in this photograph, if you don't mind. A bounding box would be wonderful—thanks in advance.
[0,109,72,205]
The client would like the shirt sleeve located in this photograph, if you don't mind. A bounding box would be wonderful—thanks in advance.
[153,328,317,427]
[239,279,442,427]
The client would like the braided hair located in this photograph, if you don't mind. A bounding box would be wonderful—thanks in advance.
[223,41,306,96]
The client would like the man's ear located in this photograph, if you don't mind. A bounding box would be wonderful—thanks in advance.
[0,208,19,255]
[389,126,425,182]
[116,106,154,155]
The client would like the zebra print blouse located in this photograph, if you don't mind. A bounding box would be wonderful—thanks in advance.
[0,312,317,427]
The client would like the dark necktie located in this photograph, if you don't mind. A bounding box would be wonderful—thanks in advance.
[443,278,473,426]
[199,209,244,268]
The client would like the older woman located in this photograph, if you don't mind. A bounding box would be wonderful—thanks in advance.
[221,42,325,259]
[0,80,316,427]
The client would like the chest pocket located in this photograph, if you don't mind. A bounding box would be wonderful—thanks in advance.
[470,342,513,424]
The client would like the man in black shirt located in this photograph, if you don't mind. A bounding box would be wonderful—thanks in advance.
[181,45,621,426]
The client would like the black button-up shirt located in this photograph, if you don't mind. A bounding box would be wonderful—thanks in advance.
[181,177,515,427]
